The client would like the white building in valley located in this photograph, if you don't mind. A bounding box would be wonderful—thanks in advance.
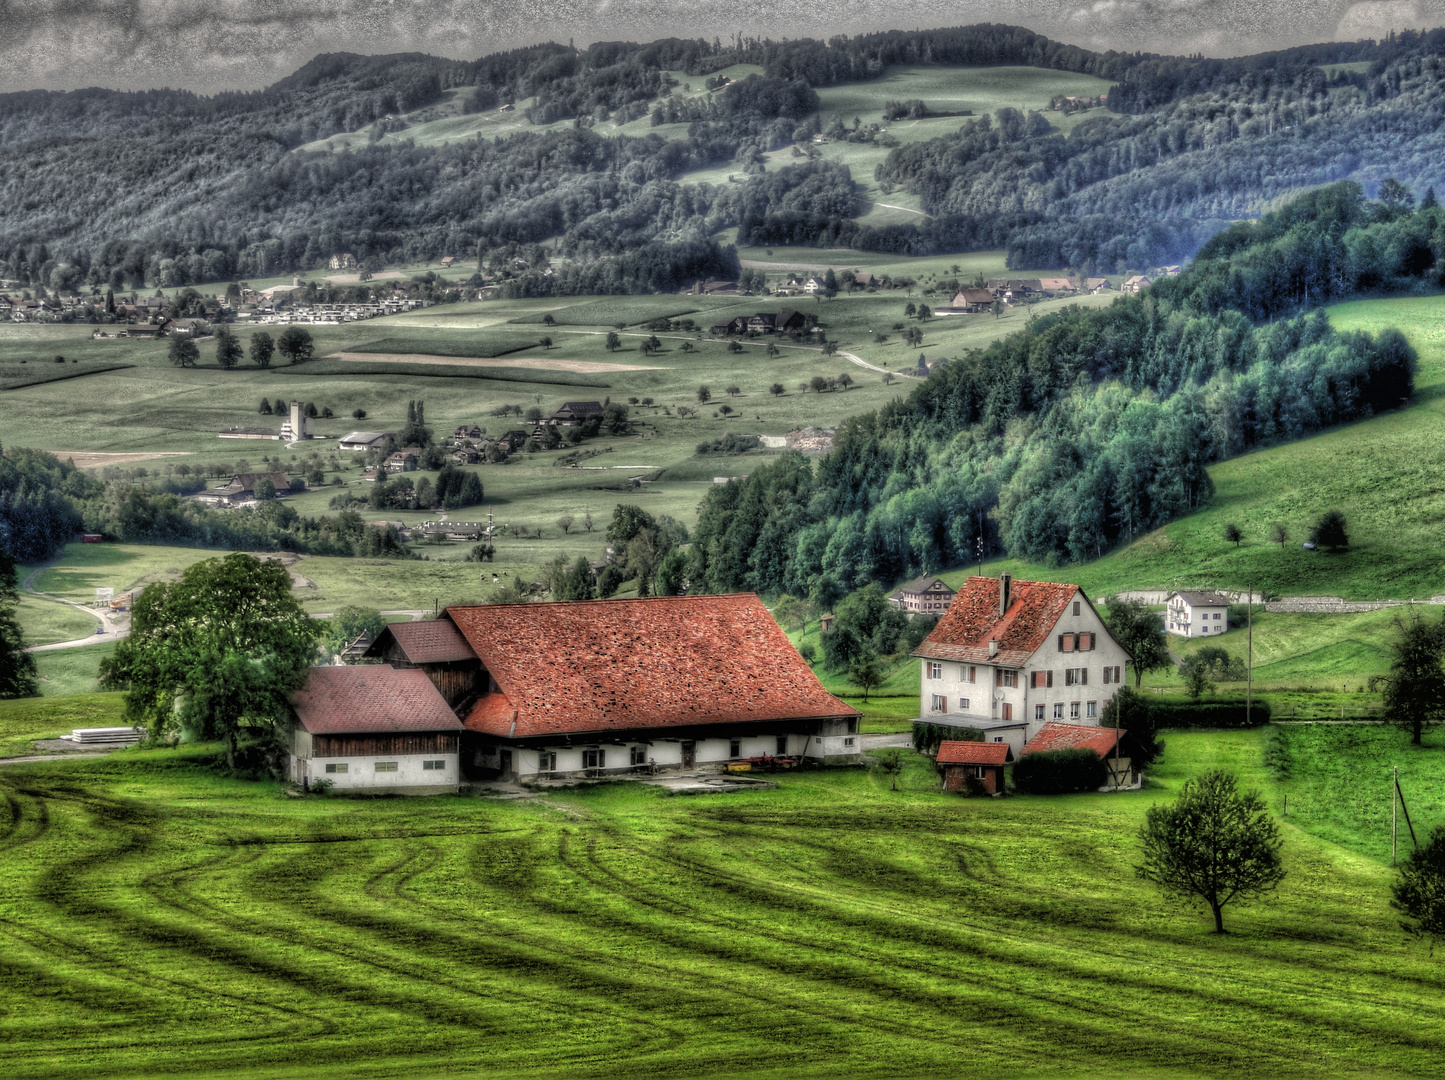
[912,574,1132,753]
[1166,590,1232,638]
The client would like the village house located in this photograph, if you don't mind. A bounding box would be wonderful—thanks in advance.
[1082,277,1112,293]
[852,271,878,288]
[1166,590,1231,637]
[385,449,421,473]
[936,739,1012,795]
[888,575,957,615]
[912,574,1131,753]
[550,401,604,425]
[711,316,749,336]
[775,308,815,333]
[288,665,464,794]
[1123,275,1152,294]
[803,276,827,294]
[1021,721,1143,790]
[747,312,778,334]
[948,288,995,312]
[1036,277,1076,295]
[193,471,296,507]
[329,253,358,270]
[346,595,859,782]
[338,431,395,452]
[453,424,483,440]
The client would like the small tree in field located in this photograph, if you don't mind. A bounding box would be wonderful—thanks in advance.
[214,325,243,369]
[277,326,314,365]
[605,331,621,351]
[697,385,711,404]
[1179,656,1216,700]
[848,658,883,701]
[1224,522,1243,547]
[352,408,367,420]
[1393,825,1445,944]
[249,331,274,369]
[1378,612,1445,745]
[770,383,784,396]
[556,514,574,535]
[1137,769,1285,933]
[168,334,199,367]
[874,748,905,791]
[1271,522,1290,547]
[1310,509,1349,550]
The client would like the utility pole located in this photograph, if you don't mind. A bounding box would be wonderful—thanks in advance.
[1246,582,1253,728]
[1393,765,1398,865]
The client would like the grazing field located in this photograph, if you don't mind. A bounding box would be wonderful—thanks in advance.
[32,642,115,697]
[509,298,703,325]
[0,691,124,755]
[1,729,1443,1079]
[0,360,133,391]
[13,595,99,646]
[348,332,543,358]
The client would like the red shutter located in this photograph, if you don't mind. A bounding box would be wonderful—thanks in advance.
[1081,632,1093,651]
[995,669,1003,687]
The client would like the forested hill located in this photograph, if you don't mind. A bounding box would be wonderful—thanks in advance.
[688,183,1423,604]
[3,26,1443,292]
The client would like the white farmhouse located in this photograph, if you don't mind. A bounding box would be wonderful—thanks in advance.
[912,574,1132,753]
[1166,590,1231,638]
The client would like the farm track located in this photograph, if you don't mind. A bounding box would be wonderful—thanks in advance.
[3,741,1445,1077]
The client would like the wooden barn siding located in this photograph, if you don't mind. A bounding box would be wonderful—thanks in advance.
[425,663,480,706]
[312,733,459,757]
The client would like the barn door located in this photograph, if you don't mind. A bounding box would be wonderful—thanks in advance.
[681,741,696,769]
[500,749,513,777]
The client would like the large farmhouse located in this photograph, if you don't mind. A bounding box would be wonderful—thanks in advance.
[291,594,860,787]
[913,574,1131,751]
[1166,590,1231,637]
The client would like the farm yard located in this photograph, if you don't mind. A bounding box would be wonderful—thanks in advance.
[1,727,1444,1079]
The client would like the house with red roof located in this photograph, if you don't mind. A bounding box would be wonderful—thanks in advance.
[912,574,1131,751]
[1021,721,1143,790]
[289,666,465,793]
[318,595,859,783]
[936,739,1013,795]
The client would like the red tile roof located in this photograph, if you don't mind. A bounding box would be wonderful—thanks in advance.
[914,576,1080,667]
[445,595,857,739]
[370,619,477,664]
[936,740,1013,765]
[291,666,464,735]
[1022,722,1124,758]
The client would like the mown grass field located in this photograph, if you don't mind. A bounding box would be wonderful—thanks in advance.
[1,727,1443,1079]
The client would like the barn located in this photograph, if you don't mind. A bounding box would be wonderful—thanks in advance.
[935,739,1012,795]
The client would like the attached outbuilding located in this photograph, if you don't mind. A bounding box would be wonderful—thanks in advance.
[289,665,464,794]
[1021,721,1142,790]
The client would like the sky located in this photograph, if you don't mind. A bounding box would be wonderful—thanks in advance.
[0,0,1440,94]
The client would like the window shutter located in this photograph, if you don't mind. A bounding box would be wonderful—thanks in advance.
[1080,669,1088,686]
[995,669,1002,687]
[1081,632,1093,651]
[1047,670,1054,688]
[1057,634,1064,651]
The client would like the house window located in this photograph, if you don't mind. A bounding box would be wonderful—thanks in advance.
[964,665,976,683]
[630,745,647,767]
[1053,703,1064,719]
[1113,665,1122,682]
[927,662,943,680]
[1029,670,1053,689]
[931,694,947,712]
[1001,703,1013,721]
[1034,704,1045,720]
[375,761,398,772]
[729,738,741,757]
[1087,701,1098,719]
[1103,666,1113,685]
[996,670,1017,688]
[777,736,788,755]
[539,751,557,772]
[583,748,606,769]
[1073,601,1080,616]
[843,737,855,747]
[324,762,348,774]
[993,737,1004,742]
[422,759,446,770]
[973,766,989,779]
[1070,702,1080,719]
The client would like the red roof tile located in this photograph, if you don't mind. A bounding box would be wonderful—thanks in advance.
[370,619,477,664]
[445,595,858,739]
[1022,722,1124,758]
[292,666,464,735]
[915,576,1079,667]
[936,740,1013,765]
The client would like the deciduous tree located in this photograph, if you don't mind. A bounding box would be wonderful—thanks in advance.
[0,553,38,699]
[1137,769,1285,933]
[168,334,199,367]
[1393,824,1445,943]
[277,326,314,364]
[99,553,321,771]
[1106,598,1171,688]
[1378,612,1445,745]
[214,325,243,369]
[249,331,275,369]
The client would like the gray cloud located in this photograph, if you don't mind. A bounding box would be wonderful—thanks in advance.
[0,0,1440,93]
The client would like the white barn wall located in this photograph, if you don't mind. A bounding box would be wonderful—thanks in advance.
[300,753,459,792]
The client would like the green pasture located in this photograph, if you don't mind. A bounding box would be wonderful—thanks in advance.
[1,728,1444,1078]
[347,332,543,357]
[13,595,99,646]
[508,297,704,326]
[32,642,115,697]
[0,691,124,755]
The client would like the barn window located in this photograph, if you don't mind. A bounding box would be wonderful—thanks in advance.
[538,751,557,772]
[1073,601,1080,616]
[422,759,446,770]
[630,745,647,766]
[583,748,605,769]
[973,766,988,779]
[776,736,788,755]
[375,762,398,772]
[324,763,348,774]
[729,738,741,757]
[843,737,855,747]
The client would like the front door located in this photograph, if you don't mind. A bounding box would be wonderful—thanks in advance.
[500,749,513,777]
[681,741,695,769]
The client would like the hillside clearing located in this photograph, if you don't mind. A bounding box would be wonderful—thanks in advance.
[328,351,666,373]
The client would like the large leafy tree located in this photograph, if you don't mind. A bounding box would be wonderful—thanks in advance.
[213,324,243,369]
[1393,825,1445,944]
[167,333,198,367]
[1106,598,1171,688]
[99,553,320,769]
[0,553,39,699]
[1378,612,1445,745]
[249,331,275,369]
[1137,769,1285,933]
[276,326,314,364]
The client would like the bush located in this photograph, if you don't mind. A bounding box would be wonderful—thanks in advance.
[1012,748,1108,794]
[913,722,980,755]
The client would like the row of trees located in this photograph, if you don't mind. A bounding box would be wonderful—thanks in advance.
[169,326,314,369]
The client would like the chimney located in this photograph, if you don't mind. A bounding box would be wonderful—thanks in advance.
[999,572,1011,618]
[988,639,999,658]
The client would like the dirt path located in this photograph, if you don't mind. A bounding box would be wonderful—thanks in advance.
[872,202,931,218]
[21,559,121,651]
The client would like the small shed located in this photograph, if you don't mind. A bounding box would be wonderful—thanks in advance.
[936,739,1013,795]
[1021,722,1142,790]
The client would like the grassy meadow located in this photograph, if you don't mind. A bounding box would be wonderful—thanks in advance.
[1,727,1444,1079]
